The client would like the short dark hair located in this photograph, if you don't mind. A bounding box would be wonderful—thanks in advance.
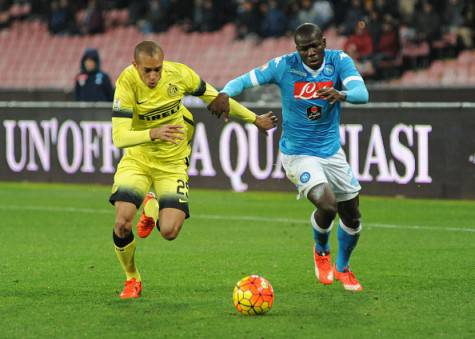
[134,41,162,62]
[294,23,322,42]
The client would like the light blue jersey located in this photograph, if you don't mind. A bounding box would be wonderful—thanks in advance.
[221,50,368,158]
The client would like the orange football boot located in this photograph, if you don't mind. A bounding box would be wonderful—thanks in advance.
[136,192,158,238]
[119,278,142,299]
[333,265,363,292]
[313,247,333,285]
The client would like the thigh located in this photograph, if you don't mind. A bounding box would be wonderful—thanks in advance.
[281,152,328,199]
[152,159,190,218]
[323,149,361,202]
[109,155,152,209]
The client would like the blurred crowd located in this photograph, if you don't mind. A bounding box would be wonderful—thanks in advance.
[0,0,474,81]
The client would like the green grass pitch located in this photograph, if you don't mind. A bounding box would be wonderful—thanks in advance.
[1,182,474,338]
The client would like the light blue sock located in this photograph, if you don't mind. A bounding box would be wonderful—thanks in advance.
[310,210,332,254]
[336,221,361,272]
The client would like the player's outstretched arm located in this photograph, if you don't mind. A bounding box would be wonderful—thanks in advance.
[112,118,184,148]
[200,83,277,132]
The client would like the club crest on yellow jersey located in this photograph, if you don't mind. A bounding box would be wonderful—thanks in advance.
[167,83,179,97]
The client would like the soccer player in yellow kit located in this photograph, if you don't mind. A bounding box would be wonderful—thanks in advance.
[110,40,277,299]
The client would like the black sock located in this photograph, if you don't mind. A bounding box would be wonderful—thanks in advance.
[113,230,134,248]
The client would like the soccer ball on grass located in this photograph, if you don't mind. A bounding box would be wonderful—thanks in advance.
[232,275,274,315]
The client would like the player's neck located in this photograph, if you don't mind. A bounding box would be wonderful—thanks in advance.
[302,58,325,77]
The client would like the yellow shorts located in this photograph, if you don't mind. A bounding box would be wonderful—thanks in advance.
[109,151,190,217]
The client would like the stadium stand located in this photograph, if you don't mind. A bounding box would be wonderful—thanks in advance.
[0,0,473,91]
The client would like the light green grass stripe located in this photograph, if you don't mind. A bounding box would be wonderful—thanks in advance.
[2,204,474,233]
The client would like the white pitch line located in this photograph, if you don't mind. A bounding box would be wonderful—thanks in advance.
[1,204,474,233]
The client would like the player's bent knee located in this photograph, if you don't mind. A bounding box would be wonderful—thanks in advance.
[340,216,360,229]
[160,229,179,241]
[159,221,183,241]
[114,217,133,238]
[320,201,337,217]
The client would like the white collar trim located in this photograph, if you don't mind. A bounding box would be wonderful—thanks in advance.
[302,58,325,77]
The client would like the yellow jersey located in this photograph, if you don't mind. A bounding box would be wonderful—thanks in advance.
[112,61,207,160]
[112,61,257,161]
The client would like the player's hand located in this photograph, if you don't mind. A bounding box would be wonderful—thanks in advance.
[149,125,184,144]
[316,87,346,104]
[207,92,230,122]
[254,111,278,134]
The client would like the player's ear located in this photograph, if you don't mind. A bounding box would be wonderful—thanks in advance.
[132,60,138,68]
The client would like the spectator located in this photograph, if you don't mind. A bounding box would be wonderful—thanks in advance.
[312,0,334,30]
[444,0,473,48]
[261,0,287,37]
[168,0,193,29]
[192,0,217,32]
[127,0,147,25]
[75,48,114,102]
[235,0,261,40]
[414,2,441,43]
[138,0,169,33]
[285,0,302,33]
[344,20,374,62]
[339,0,366,36]
[366,9,383,48]
[77,0,104,35]
[296,0,319,28]
[372,0,399,20]
[212,0,235,29]
[48,0,76,35]
[372,15,400,77]
[399,0,417,24]
[0,0,11,30]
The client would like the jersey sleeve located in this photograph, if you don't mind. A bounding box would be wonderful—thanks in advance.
[337,52,369,104]
[111,74,151,148]
[112,75,135,118]
[337,52,365,88]
[112,117,151,148]
[221,56,286,97]
[199,83,256,123]
[181,64,207,96]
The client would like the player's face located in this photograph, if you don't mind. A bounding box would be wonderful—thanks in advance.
[295,35,326,70]
[134,52,164,89]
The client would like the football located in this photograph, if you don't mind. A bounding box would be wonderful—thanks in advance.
[232,275,274,315]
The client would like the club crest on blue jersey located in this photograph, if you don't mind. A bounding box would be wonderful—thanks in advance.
[300,172,311,183]
[323,64,335,76]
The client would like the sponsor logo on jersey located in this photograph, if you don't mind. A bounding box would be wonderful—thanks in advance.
[293,81,333,99]
[307,105,322,120]
[138,100,181,121]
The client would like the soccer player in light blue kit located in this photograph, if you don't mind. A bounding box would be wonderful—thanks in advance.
[208,23,368,291]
